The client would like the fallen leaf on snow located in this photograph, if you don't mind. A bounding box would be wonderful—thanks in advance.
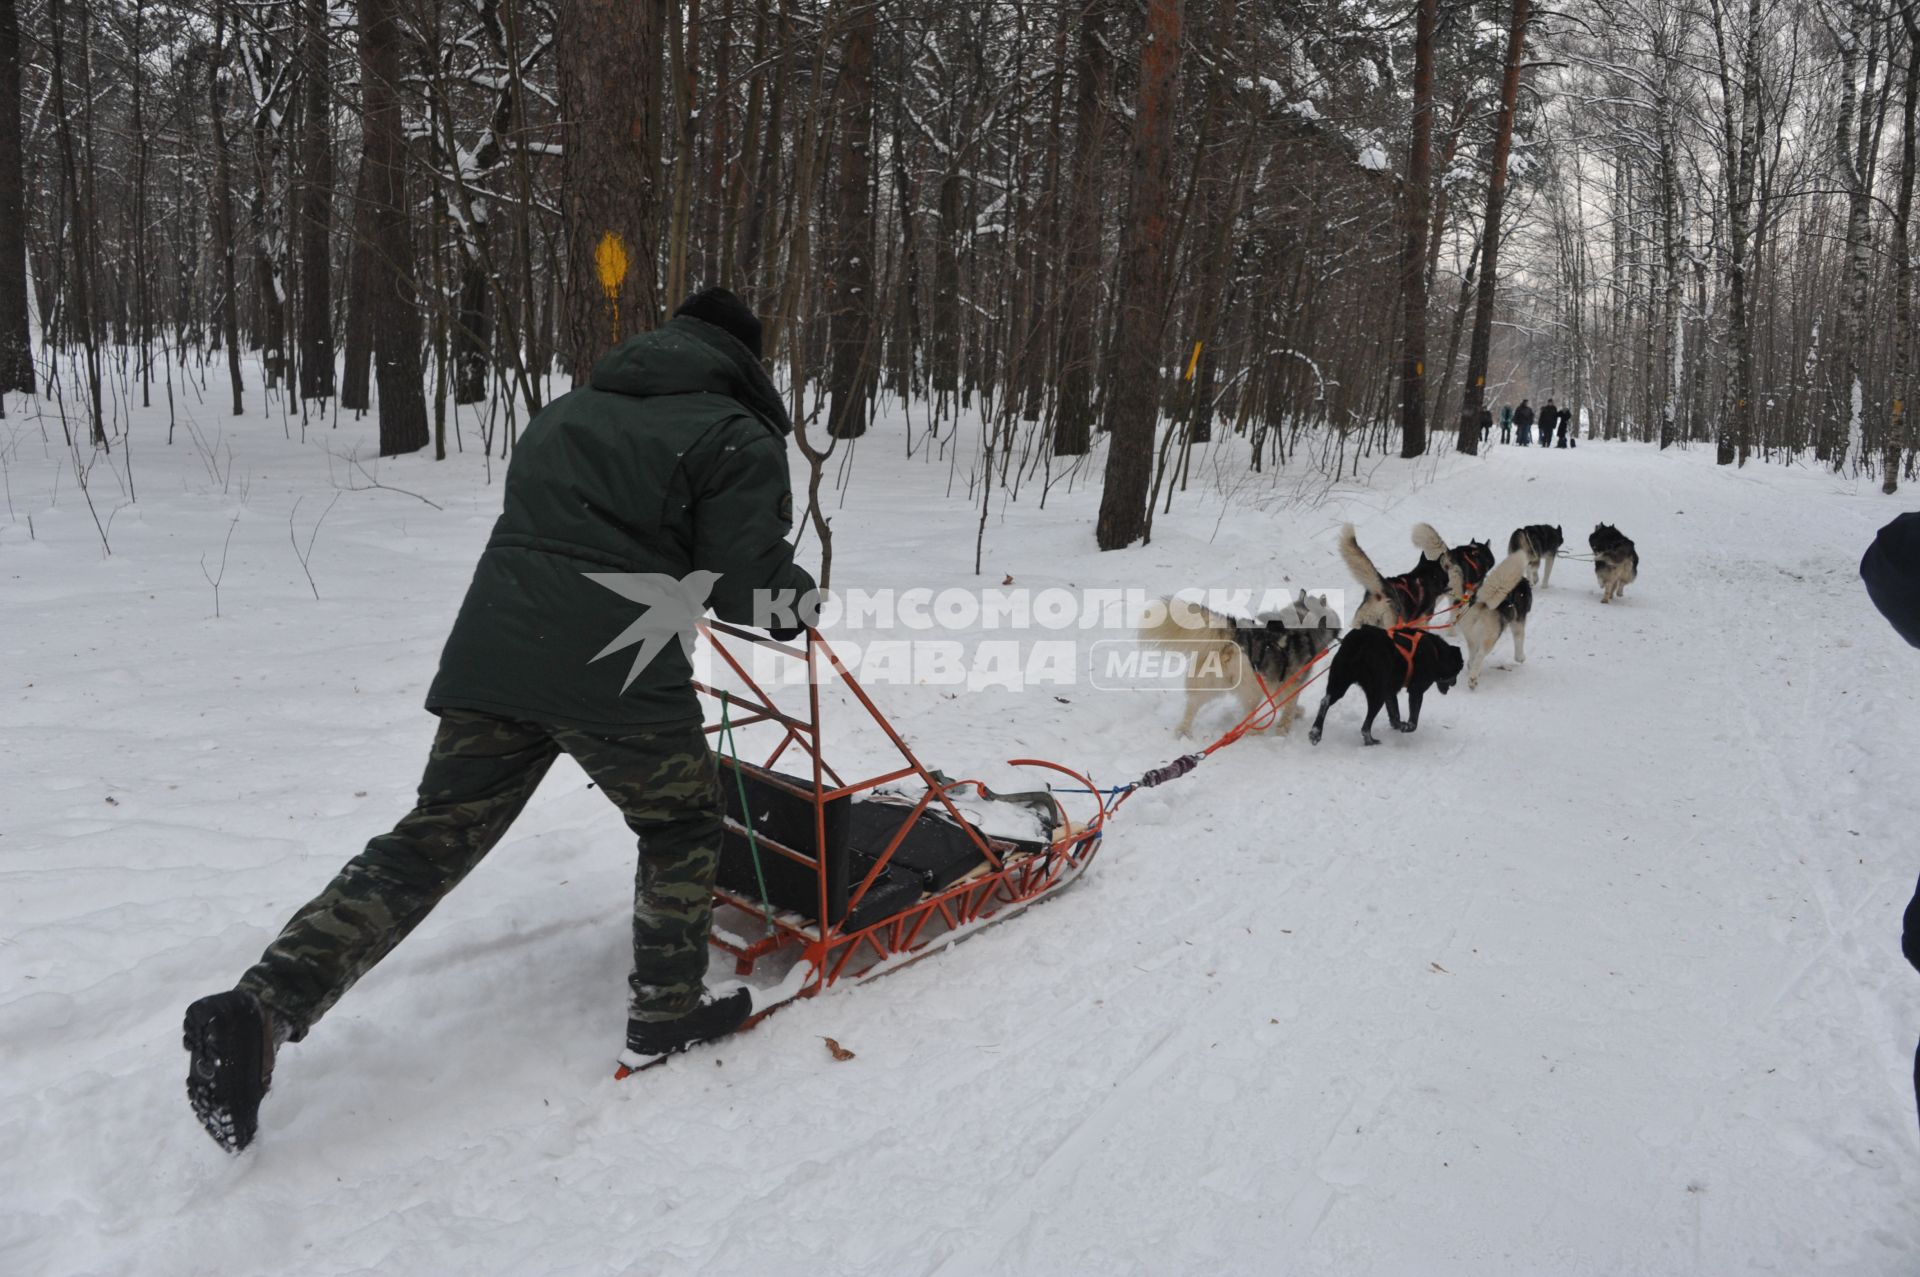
[823,1037,855,1062]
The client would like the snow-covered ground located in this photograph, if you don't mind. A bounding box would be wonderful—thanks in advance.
[4,377,1919,1274]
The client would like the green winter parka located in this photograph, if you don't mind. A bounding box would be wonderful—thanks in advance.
[425,317,816,731]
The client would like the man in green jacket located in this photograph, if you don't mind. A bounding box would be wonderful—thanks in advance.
[184,288,817,1153]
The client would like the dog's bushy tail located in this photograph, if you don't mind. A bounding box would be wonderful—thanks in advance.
[1338,525,1387,598]
[1415,522,1466,600]
[1471,550,1531,613]
[1139,596,1232,646]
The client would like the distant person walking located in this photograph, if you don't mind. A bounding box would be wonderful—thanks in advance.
[1499,405,1513,444]
[1514,399,1535,446]
[1479,407,1493,444]
[1556,406,1572,449]
[1537,400,1557,450]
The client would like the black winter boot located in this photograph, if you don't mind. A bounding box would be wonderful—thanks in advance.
[621,988,753,1071]
[184,990,277,1153]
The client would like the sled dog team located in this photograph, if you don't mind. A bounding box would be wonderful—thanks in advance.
[1143,521,1639,746]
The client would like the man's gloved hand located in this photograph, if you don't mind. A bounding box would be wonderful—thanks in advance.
[766,588,824,643]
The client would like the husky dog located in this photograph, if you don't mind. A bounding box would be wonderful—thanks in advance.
[1588,523,1640,603]
[1340,523,1462,628]
[1448,539,1496,604]
[1140,592,1338,738]
[1507,524,1564,588]
[1307,625,1464,746]
[1455,550,1532,689]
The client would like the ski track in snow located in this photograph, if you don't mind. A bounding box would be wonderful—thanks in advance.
[3,393,1919,1274]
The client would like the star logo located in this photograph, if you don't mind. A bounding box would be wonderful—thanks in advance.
[582,570,725,691]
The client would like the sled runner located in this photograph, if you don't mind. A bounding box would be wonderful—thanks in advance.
[614,621,1109,1077]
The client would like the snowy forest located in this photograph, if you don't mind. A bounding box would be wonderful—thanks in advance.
[6,0,1920,556]
[12,1,1920,1269]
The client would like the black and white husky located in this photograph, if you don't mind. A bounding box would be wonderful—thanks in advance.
[1455,549,1532,688]
[1140,593,1338,738]
[1507,524,1564,588]
[1340,523,1462,628]
[1448,538,1496,606]
[1588,523,1640,603]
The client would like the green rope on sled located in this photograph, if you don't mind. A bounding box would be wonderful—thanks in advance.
[718,691,778,932]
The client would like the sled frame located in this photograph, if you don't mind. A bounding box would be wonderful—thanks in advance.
[692,620,1107,1000]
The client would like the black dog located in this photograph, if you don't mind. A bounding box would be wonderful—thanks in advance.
[1588,523,1640,603]
[1308,625,1465,746]
[1507,524,1564,589]
[1449,539,1496,602]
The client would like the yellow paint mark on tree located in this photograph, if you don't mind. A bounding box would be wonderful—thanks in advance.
[1414,361,1424,376]
[596,232,630,343]
[1185,340,1203,381]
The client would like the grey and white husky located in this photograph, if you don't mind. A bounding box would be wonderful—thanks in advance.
[1455,550,1533,689]
[1140,592,1338,737]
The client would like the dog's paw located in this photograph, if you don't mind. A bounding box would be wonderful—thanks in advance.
[1395,722,1415,733]
[1308,728,1322,745]
[1362,735,1380,746]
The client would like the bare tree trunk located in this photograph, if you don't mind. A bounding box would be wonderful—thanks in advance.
[1712,0,1762,465]
[131,0,152,405]
[739,0,788,310]
[298,0,334,401]
[1889,1,1920,491]
[0,0,31,394]
[700,0,728,287]
[358,0,428,454]
[559,0,663,382]
[246,33,289,392]
[1655,25,1681,451]
[662,0,698,308]
[502,0,544,410]
[339,157,375,412]
[1399,0,1438,458]
[1832,0,1878,469]
[1055,0,1110,456]
[49,0,104,440]
[826,1,874,439]
[208,2,245,416]
[1095,0,1182,551]
[1455,0,1531,456]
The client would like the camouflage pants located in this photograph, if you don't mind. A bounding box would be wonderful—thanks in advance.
[237,710,721,1039]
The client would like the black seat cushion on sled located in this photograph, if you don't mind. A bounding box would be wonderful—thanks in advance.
[847,799,1001,895]
[715,759,852,925]
[714,766,1024,931]
[843,863,926,932]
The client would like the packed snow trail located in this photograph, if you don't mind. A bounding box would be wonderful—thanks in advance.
[3,398,1918,1273]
